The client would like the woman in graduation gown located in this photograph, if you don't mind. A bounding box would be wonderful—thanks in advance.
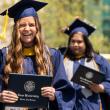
[0,0,75,110]
[59,18,110,110]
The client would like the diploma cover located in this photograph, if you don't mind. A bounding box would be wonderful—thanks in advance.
[7,74,52,108]
[71,65,105,87]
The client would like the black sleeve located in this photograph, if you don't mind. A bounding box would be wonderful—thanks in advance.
[49,99,58,110]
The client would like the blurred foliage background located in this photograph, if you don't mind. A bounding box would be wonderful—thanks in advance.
[0,0,110,53]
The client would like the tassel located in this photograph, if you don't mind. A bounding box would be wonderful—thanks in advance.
[0,9,9,41]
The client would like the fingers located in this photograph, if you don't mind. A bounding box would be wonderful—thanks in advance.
[0,90,18,103]
[89,83,104,93]
[41,87,55,101]
[89,83,97,93]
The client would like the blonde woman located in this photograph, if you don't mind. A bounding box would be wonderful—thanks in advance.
[0,0,74,110]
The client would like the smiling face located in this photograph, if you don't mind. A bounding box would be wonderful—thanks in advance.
[69,32,86,57]
[18,16,37,47]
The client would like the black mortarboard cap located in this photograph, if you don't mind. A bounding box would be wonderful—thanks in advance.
[64,19,96,37]
[0,0,47,21]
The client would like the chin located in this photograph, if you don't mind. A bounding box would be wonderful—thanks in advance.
[73,51,80,55]
[24,39,33,43]
[22,41,34,46]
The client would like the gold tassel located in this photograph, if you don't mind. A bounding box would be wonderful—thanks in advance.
[0,10,9,41]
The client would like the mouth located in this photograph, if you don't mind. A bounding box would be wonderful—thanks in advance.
[22,33,33,38]
[23,33,32,36]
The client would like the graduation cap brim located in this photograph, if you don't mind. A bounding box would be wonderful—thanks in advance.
[0,0,47,18]
[64,19,96,36]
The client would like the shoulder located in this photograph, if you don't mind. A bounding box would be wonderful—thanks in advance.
[58,47,67,55]
[94,54,109,65]
[0,47,9,63]
[0,47,7,55]
[0,47,7,72]
[49,48,63,65]
[49,48,61,57]
[0,47,7,56]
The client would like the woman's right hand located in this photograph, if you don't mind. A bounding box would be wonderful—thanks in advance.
[0,90,18,103]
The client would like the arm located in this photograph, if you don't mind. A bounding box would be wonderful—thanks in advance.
[94,55,110,95]
[50,49,75,110]
[0,48,18,103]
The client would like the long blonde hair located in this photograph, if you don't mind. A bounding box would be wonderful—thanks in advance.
[4,16,53,82]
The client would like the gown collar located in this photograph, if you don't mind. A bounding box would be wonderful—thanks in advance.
[22,46,35,56]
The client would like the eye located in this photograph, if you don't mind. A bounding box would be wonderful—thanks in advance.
[77,41,82,44]
[70,40,75,43]
[19,24,26,28]
[29,23,35,27]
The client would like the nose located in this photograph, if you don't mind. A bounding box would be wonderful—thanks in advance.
[74,42,78,46]
[70,42,78,46]
[24,25,30,31]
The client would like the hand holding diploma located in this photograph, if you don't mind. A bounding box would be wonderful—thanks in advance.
[0,90,18,103]
[41,87,55,101]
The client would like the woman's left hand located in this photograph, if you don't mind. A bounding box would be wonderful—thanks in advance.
[89,83,105,93]
[41,87,55,101]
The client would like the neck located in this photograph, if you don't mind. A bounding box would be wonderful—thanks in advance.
[75,54,84,59]
[22,41,35,48]
[68,54,85,60]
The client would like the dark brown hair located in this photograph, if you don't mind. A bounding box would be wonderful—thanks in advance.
[64,32,97,61]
